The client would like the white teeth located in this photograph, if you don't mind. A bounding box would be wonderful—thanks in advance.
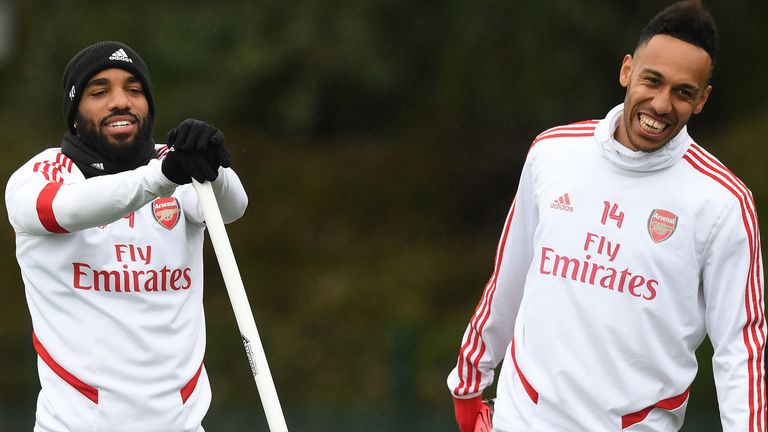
[639,114,666,134]
[110,121,131,127]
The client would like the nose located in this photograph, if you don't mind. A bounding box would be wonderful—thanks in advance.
[107,88,131,110]
[650,88,673,115]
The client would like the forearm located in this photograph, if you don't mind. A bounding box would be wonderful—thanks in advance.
[7,159,177,234]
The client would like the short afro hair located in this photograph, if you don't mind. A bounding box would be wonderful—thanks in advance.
[638,0,718,67]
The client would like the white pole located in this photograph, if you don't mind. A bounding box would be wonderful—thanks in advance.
[192,180,288,432]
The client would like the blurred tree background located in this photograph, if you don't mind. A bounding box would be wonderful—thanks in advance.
[0,0,766,430]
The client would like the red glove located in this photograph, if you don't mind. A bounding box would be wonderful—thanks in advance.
[474,400,494,432]
[453,395,483,432]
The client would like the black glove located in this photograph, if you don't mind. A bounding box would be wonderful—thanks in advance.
[161,118,231,185]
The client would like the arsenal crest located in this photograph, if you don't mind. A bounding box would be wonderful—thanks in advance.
[152,197,181,230]
[648,209,677,243]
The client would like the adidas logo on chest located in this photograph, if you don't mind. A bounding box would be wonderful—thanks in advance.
[550,193,574,212]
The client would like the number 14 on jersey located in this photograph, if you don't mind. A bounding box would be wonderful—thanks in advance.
[601,201,624,228]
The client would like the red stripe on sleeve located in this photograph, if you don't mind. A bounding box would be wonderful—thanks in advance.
[685,145,766,431]
[36,182,69,234]
[32,332,98,404]
[531,132,596,148]
[530,121,598,148]
[453,199,517,396]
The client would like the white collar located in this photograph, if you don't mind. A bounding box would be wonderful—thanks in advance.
[594,104,692,172]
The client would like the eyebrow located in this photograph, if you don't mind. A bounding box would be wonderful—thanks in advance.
[84,75,142,89]
[641,68,700,93]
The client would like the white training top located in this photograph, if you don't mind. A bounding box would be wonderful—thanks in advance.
[5,145,248,432]
[448,105,766,432]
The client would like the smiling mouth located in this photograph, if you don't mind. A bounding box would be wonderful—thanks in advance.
[108,120,133,128]
[101,114,139,134]
[638,114,668,135]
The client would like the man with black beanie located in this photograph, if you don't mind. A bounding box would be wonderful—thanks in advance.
[5,41,248,431]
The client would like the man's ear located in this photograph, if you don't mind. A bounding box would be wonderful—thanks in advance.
[693,85,712,115]
[619,54,633,88]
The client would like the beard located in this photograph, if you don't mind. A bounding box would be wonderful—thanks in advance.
[74,110,153,162]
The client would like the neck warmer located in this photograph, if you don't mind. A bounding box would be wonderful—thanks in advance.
[60,132,157,178]
[594,104,692,172]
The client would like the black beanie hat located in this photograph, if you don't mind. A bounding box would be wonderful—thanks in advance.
[62,41,155,135]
